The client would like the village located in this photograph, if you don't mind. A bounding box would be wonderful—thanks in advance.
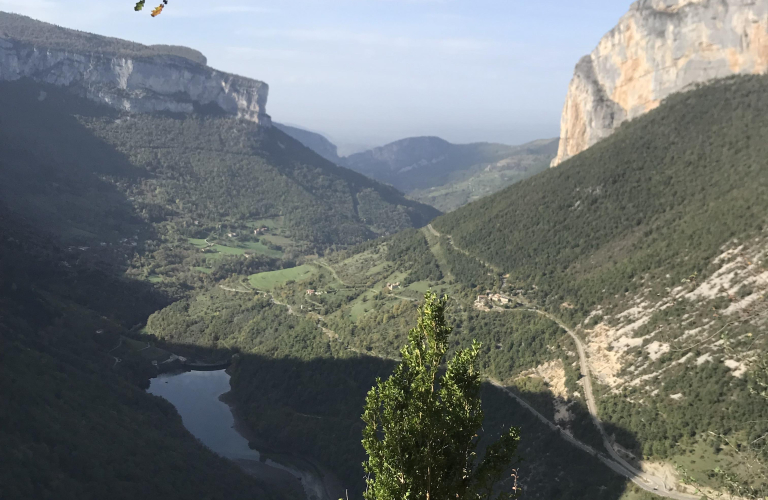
[473,291,525,311]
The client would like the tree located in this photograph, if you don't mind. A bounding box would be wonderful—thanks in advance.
[361,291,521,500]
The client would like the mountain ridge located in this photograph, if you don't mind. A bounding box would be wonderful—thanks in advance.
[274,123,342,164]
[0,11,269,124]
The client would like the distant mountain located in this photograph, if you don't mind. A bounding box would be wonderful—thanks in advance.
[407,138,558,212]
[343,136,556,211]
[274,123,342,164]
[344,137,509,191]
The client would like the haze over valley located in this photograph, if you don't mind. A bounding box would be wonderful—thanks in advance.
[1,2,767,500]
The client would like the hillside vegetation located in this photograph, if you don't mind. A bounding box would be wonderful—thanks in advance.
[433,75,768,486]
[343,136,556,211]
[145,225,657,500]
[0,79,438,252]
[0,206,286,500]
[434,75,768,319]
[0,12,207,64]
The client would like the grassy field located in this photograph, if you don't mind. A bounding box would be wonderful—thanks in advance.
[260,234,293,247]
[365,261,389,276]
[248,265,318,290]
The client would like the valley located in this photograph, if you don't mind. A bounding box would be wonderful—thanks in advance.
[277,128,558,213]
[2,3,768,500]
[143,74,768,499]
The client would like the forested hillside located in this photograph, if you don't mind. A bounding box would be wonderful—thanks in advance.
[432,75,768,488]
[433,75,768,319]
[0,79,438,251]
[0,205,287,500]
[343,136,556,212]
[274,123,342,164]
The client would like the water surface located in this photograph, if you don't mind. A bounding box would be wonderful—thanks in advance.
[148,370,261,460]
[147,369,335,500]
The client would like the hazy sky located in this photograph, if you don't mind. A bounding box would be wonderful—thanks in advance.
[0,0,633,154]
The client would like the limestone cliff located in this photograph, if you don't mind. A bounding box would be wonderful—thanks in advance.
[0,12,270,124]
[552,0,768,166]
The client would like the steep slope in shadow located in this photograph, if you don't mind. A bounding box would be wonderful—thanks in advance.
[0,78,439,249]
[0,80,148,243]
[0,204,292,499]
[225,351,650,500]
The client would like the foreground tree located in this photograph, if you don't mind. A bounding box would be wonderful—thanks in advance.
[361,292,521,500]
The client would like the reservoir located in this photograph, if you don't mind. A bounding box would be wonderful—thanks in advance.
[147,369,336,500]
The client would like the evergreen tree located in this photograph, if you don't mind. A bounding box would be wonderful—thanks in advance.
[361,291,521,500]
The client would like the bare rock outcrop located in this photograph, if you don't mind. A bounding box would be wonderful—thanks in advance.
[0,12,270,124]
[552,0,768,166]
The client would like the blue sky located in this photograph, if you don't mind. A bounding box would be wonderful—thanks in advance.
[0,0,632,153]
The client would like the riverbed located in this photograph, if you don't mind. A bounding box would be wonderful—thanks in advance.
[147,370,336,500]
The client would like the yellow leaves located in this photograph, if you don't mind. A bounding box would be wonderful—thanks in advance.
[151,4,164,17]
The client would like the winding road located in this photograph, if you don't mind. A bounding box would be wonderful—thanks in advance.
[426,223,699,499]
[230,231,699,498]
[522,306,699,499]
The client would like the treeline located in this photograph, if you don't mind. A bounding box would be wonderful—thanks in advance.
[434,75,768,320]
[0,12,208,63]
[601,359,768,460]
[385,228,442,283]
[0,208,283,500]
[441,237,497,290]
[89,114,438,246]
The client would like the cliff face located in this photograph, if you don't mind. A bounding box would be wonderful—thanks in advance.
[0,13,269,124]
[552,0,768,166]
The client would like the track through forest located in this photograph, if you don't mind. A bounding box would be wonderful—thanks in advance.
[425,224,699,499]
[234,231,699,498]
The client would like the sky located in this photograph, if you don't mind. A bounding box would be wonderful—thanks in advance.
[0,0,633,154]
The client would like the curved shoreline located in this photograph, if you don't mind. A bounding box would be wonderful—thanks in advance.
[219,389,345,500]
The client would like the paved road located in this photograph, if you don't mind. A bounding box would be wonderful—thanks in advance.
[519,306,699,499]
[242,236,698,498]
[429,224,699,500]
